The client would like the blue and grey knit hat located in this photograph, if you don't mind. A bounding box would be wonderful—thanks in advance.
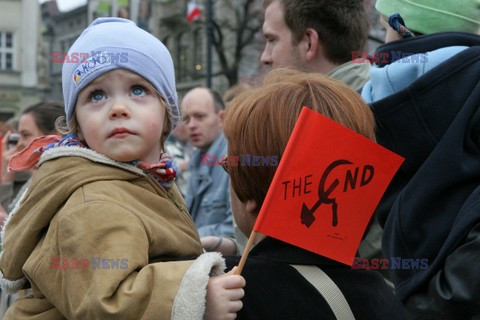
[62,17,179,131]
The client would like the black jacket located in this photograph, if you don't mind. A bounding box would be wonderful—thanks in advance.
[370,33,480,319]
[225,237,406,319]
[370,32,480,228]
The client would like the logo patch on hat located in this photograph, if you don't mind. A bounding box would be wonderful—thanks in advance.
[73,70,82,85]
[72,51,113,87]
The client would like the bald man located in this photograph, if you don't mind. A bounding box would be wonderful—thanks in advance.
[181,87,233,239]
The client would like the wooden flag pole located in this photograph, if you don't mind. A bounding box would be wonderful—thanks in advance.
[234,230,257,275]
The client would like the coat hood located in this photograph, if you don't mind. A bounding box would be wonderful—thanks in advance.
[361,46,468,104]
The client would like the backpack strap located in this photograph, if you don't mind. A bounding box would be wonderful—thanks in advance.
[291,264,355,320]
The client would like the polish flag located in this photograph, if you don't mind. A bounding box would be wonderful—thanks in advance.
[186,1,201,23]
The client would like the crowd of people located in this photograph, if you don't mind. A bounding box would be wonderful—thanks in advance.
[0,0,479,319]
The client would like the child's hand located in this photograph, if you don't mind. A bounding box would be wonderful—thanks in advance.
[205,267,245,320]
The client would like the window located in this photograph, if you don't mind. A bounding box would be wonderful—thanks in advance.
[0,32,15,71]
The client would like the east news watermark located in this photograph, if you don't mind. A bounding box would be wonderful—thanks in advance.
[51,257,128,270]
[51,51,128,64]
[351,51,428,64]
[202,154,278,167]
[351,257,428,270]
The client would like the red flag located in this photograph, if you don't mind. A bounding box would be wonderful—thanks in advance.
[186,1,201,23]
[253,107,404,265]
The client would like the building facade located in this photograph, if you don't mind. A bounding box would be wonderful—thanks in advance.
[40,0,262,102]
[151,0,264,96]
[0,0,50,122]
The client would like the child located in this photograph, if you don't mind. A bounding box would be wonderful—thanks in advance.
[0,18,244,320]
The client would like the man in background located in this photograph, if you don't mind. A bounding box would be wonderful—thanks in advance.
[181,87,233,239]
[261,0,370,90]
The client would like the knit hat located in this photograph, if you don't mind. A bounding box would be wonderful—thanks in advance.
[62,17,179,131]
[375,0,480,35]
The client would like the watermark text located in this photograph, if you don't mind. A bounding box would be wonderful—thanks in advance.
[351,257,428,270]
[351,51,428,64]
[51,257,129,270]
[201,154,279,167]
[51,51,128,64]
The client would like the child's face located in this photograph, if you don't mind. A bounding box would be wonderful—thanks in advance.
[75,69,166,163]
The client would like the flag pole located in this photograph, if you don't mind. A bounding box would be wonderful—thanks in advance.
[234,230,257,275]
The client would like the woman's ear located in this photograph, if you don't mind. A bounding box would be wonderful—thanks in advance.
[245,200,259,215]
[218,110,226,124]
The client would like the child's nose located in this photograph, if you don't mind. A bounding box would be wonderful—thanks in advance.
[109,99,131,119]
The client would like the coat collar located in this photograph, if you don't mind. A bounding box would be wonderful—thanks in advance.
[39,146,146,176]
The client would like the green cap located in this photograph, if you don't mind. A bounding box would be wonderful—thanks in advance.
[376,0,480,35]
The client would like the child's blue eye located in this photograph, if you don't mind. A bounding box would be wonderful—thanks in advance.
[131,86,147,97]
[90,90,105,102]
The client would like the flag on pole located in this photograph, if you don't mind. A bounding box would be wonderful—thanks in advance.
[186,1,201,23]
[252,107,404,266]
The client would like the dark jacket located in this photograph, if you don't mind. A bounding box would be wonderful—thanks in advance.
[225,237,406,320]
[366,33,480,318]
[365,32,480,227]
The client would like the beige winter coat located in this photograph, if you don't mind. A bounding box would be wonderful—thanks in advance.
[0,147,225,319]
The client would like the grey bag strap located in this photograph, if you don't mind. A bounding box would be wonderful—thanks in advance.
[291,264,356,320]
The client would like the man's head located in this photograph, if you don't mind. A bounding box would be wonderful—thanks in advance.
[261,0,369,74]
[181,88,225,153]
